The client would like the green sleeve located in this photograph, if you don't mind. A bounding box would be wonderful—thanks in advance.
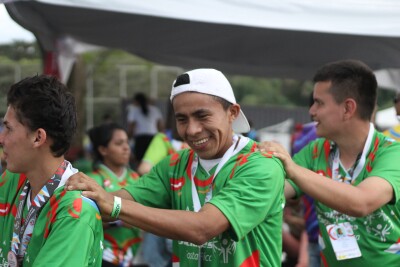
[141,133,170,166]
[286,178,302,198]
[290,140,318,198]
[124,155,172,208]
[368,137,400,203]
[31,217,101,266]
[210,154,285,241]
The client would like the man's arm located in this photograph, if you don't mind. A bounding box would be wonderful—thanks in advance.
[285,180,296,199]
[286,164,393,217]
[118,200,229,245]
[66,172,230,245]
[261,141,394,217]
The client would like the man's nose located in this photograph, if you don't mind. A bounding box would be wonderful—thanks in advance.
[186,120,202,136]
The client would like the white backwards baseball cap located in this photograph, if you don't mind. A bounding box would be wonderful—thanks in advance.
[170,68,250,133]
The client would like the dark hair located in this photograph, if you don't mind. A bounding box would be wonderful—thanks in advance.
[212,95,232,111]
[7,75,77,157]
[88,123,126,169]
[313,59,377,120]
[165,101,182,141]
[133,93,149,116]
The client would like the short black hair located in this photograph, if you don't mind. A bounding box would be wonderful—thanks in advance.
[313,59,377,121]
[88,123,126,168]
[7,75,77,157]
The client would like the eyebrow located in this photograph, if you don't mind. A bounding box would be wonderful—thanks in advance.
[175,108,211,117]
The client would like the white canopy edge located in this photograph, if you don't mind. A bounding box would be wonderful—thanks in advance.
[6,0,400,82]
[33,0,400,37]
[374,69,400,92]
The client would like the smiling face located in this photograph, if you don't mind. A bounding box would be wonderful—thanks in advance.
[0,106,36,173]
[309,81,345,139]
[173,92,239,159]
[99,129,131,168]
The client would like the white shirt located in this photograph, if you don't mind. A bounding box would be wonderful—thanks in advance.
[127,104,162,135]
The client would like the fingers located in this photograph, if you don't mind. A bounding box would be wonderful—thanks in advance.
[258,141,286,154]
[64,172,115,217]
[79,190,97,199]
[65,172,93,191]
[269,151,284,160]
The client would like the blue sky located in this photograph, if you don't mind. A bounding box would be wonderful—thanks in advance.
[0,4,35,44]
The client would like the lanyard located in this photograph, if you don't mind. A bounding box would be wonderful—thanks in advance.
[190,135,249,212]
[331,123,374,184]
[10,160,68,264]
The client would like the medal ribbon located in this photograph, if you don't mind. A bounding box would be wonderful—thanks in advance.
[190,135,249,212]
[332,123,374,184]
[189,135,248,267]
[10,160,68,264]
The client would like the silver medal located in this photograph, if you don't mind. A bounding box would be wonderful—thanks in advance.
[7,251,18,267]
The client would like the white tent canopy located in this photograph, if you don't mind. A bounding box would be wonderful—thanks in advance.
[4,0,400,84]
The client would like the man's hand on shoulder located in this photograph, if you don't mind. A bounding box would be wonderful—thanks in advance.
[65,172,114,218]
[257,141,298,177]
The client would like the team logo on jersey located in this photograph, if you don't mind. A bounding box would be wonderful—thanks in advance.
[178,234,237,264]
[0,203,10,216]
[170,177,185,191]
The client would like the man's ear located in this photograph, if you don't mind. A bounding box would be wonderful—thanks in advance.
[229,104,241,122]
[343,98,357,120]
[33,128,47,147]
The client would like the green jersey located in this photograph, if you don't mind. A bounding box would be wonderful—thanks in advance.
[141,133,176,166]
[87,164,141,266]
[0,170,103,267]
[291,130,400,267]
[125,138,285,267]
[142,132,187,168]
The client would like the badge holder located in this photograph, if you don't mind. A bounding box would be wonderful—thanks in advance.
[326,222,362,260]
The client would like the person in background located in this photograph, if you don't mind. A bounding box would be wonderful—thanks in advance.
[281,197,306,267]
[137,102,188,176]
[137,104,188,267]
[0,75,103,266]
[262,59,400,267]
[86,123,142,267]
[137,131,188,176]
[67,68,286,266]
[127,93,164,166]
[72,111,116,174]
[291,93,320,267]
[383,92,400,141]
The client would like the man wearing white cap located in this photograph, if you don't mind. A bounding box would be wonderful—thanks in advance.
[67,68,285,266]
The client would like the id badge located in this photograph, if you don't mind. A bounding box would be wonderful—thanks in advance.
[326,222,362,260]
